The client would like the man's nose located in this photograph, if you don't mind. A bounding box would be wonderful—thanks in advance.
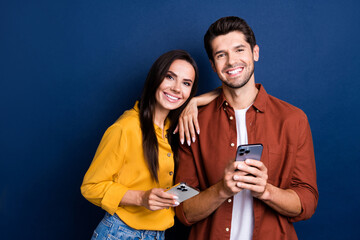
[227,52,236,66]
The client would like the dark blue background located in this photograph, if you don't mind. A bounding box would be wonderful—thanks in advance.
[1,0,359,239]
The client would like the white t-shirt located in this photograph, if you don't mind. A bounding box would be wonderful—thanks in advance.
[230,106,254,240]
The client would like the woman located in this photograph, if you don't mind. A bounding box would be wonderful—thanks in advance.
[81,50,203,240]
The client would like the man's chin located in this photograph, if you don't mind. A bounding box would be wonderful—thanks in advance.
[222,79,250,89]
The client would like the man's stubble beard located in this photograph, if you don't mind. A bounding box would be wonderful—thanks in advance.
[221,64,255,89]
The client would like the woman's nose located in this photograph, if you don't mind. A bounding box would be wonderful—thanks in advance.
[170,81,181,93]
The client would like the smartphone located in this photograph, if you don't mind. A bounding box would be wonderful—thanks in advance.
[235,144,263,161]
[166,182,199,203]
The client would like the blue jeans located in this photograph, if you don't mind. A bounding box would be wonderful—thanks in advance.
[91,212,165,240]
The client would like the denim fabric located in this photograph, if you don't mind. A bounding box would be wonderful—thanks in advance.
[91,212,165,240]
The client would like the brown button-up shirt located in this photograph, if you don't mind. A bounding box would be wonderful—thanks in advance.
[175,84,318,240]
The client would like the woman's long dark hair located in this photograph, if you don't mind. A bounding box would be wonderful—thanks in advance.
[139,50,199,182]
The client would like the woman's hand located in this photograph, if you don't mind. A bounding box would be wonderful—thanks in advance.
[174,98,199,146]
[141,188,179,211]
[174,88,220,146]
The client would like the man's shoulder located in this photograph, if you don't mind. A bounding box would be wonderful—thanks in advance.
[198,96,219,118]
[266,94,308,122]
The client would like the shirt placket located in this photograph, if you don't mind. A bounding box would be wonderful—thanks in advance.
[222,101,237,238]
[246,107,262,240]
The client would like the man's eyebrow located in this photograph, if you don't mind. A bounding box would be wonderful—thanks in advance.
[234,44,246,49]
[214,50,225,56]
[214,44,247,56]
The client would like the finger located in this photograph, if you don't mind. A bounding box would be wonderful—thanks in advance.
[150,197,179,206]
[223,178,243,194]
[178,118,184,144]
[230,179,244,192]
[156,190,179,200]
[234,174,260,184]
[237,161,263,177]
[183,116,191,146]
[193,116,200,135]
[148,192,179,206]
[233,161,247,172]
[236,182,265,193]
[232,171,249,181]
[148,201,178,211]
[245,159,265,170]
[173,125,178,134]
[187,116,196,143]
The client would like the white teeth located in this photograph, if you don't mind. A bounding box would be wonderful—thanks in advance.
[165,93,179,100]
[227,68,243,74]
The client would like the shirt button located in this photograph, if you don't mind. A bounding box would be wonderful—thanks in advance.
[256,109,260,113]
[225,102,228,106]
[226,227,230,232]
[167,153,171,157]
[223,107,226,111]
[229,116,234,120]
[228,199,232,203]
[169,171,173,176]
[230,143,235,147]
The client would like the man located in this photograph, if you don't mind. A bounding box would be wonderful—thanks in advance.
[175,16,318,240]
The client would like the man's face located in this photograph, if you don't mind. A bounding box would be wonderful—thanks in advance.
[210,31,259,89]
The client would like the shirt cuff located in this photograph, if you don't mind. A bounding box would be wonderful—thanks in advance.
[175,202,195,226]
[288,186,318,222]
[101,183,128,215]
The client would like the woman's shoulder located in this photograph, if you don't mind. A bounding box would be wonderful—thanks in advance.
[111,107,141,132]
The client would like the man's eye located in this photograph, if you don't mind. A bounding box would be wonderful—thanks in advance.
[216,54,225,59]
[236,49,244,53]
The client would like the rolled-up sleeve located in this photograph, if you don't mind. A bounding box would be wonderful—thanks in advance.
[81,125,129,215]
[175,142,199,226]
[289,115,319,222]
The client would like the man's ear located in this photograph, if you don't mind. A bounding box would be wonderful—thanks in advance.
[253,45,260,62]
[210,59,216,72]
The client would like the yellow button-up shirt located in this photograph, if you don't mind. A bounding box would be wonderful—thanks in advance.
[81,103,175,230]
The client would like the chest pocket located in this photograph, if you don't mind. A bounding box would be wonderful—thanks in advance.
[264,144,295,188]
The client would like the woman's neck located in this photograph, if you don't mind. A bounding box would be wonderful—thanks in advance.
[153,105,169,130]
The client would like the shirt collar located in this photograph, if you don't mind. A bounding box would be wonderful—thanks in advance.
[133,101,171,131]
[253,84,267,113]
[215,83,268,113]
[133,101,140,112]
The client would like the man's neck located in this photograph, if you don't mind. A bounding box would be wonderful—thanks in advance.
[222,81,259,110]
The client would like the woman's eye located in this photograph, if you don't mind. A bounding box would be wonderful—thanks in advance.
[166,75,174,80]
[183,82,191,86]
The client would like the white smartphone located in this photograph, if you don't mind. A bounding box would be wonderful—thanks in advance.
[166,182,199,203]
[235,144,263,161]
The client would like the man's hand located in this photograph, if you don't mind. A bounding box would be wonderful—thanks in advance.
[218,160,249,198]
[174,98,199,146]
[233,159,268,199]
[234,159,302,217]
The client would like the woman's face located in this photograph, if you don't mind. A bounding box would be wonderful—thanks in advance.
[155,59,195,114]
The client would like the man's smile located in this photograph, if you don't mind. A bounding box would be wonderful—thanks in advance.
[225,66,244,77]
